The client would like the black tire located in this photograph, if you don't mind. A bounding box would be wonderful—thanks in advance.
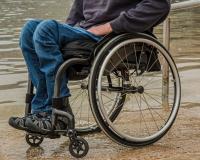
[25,134,44,147]
[69,137,89,158]
[89,33,181,146]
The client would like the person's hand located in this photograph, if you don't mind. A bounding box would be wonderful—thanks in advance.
[87,23,113,36]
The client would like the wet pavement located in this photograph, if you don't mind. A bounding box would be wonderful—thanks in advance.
[0,56,200,160]
[0,0,200,159]
[0,105,200,160]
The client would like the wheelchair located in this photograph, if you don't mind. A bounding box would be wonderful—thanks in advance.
[24,32,181,158]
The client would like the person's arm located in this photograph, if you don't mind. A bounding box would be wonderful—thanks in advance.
[65,0,84,26]
[88,0,170,36]
[110,0,171,33]
[87,23,113,36]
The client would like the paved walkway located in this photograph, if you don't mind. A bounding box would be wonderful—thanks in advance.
[0,57,200,160]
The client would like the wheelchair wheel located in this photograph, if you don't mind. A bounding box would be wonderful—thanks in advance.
[69,78,125,135]
[89,33,181,146]
[25,134,44,147]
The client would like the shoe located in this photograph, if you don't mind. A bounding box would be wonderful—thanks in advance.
[25,112,55,134]
[26,97,74,135]
[8,114,34,131]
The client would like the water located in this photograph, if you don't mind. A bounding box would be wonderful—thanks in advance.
[0,0,200,159]
[0,0,71,57]
[0,0,199,105]
[0,0,199,57]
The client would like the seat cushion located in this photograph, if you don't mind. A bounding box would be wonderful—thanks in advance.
[61,39,97,60]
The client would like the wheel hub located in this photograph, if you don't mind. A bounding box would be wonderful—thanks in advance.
[137,86,144,94]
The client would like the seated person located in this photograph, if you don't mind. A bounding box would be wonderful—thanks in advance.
[9,0,171,134]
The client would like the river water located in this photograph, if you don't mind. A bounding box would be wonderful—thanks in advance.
[0,0,200,160]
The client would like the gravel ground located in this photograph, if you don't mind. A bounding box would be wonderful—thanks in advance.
[0,104,200,160]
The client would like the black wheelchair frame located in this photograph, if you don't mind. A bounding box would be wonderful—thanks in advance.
[24,32,181,158]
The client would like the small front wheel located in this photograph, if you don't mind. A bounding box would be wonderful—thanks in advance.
[25,134,44,147]
[69,137,89,158]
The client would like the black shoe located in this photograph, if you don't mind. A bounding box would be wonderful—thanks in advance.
[25,112,53,134]
[8,114,34,131]
[26,98,74,135]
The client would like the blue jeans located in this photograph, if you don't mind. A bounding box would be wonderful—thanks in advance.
[20,19,101,114]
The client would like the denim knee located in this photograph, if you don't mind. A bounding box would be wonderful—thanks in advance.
[19,19,41,50]
[33,19,59,44]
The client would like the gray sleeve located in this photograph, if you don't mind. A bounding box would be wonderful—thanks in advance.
[110,0,171,33]
[65,0,84,26]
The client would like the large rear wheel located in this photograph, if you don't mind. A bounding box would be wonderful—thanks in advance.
[89,33,181,146]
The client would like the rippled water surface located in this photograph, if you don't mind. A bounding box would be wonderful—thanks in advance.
[0,0,200,159]
[0,0,71,57]
[0,0,199,58]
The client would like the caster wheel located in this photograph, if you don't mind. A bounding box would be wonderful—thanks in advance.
[25,134,44,147]
[69,137,89,158]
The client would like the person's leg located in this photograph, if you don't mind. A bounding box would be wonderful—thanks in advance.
[24,20,101,134]
[19,19,52,114]
[33,20,101,112]
[8,19,50,130]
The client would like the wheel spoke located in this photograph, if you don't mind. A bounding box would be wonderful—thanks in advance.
[141,94,160,131]
[134,94,151,136]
